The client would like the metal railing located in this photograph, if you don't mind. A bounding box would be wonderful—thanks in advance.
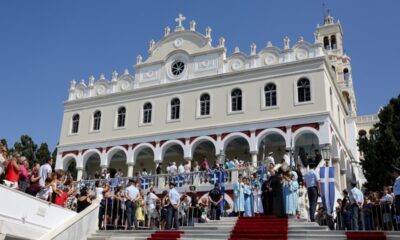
[321,202,400,231]
[72,167,252,231]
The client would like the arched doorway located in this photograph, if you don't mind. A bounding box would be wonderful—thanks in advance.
[161,141,185,173]
[258,133,286,165]
[83,150,101,179]
[108,148,127,177]
[224,134,251,164]
[63,155,77,180]
[192,139,217,168]
[294,131,320,167]
[339,150,347,189]
[134,145,155,176]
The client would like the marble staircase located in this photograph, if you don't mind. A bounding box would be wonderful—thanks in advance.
[87,216,400,240]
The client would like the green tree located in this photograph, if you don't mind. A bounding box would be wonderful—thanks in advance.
[13,135,38,166]
[358,95,400,191]
[36,143,51,164]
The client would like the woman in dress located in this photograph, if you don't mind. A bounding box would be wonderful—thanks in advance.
[243,177,253,216]
[77,187,92,213]
[160,190,170,230]
[287,171,299,216]
[251,173,263,215]
[136,189,145,227]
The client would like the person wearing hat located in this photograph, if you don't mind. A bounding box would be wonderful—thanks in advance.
[166,181,180,229]
[208,183,223,220]
[393,166,400,224]
[125,179,140,230]
[349,179,363,230]
[265,152,275,166]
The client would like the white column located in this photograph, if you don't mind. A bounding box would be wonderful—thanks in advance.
[127,163,134,178]
[251,151,258,167]
[76,167,83,181]
[184,157,192,168]
[55,153,63,170]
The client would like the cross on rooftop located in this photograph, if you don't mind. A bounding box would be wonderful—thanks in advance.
[175,13,186,27]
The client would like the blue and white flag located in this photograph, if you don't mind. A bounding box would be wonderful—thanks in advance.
[140,177,150,190]
[209,170,226,185]
[209,171,220,185]
[320,166,335,216]
[175,175,185,187]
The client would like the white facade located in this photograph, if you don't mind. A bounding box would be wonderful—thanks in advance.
[56,14,364,191]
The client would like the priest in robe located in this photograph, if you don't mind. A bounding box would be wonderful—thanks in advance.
[269,169,285,217]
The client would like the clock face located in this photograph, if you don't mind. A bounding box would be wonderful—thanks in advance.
[171,61,185,76]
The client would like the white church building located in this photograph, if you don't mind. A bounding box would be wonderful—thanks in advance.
[55,13,365,191]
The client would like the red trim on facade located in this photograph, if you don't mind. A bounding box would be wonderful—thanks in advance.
[190,136,197,144]
[149,141,156,148]
[178,138,185,144]
[242,130,251,137]
[131,143,138,150]
[277,126,287,133]
[106,146,113,153]
[97,148,103,153]
[255,129,264,136]
[122,145,129,151]
[292,123,320,133]
[81,149,88,154]
[61,150,79,158]
[221,132,230,140]
[160,140,166,147]
[209,134,217,141]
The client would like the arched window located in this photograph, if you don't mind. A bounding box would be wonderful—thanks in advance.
[264,83,277,107]
[330,35,337,49]
[343,68,349,82]
[117,107,126,127]
[323,36,330,50]
[72,114,80,133]
[297,78,311,102]
[200,93,210,116]
[171,98,180,120]
[93,111,101,131]
[143,102,152,124]
[231,88,242,111]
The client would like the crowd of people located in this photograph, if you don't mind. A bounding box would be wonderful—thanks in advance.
[2,138,400,232]
[0,142,77,209]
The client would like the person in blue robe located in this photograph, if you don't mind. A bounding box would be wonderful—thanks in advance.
[233,174,244,215]
[243,176,253,216]
[286,171,299,215]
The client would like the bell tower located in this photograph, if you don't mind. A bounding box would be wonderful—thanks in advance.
[316,11,357,116]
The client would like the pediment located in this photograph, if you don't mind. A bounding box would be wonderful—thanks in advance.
[143,31,217,64]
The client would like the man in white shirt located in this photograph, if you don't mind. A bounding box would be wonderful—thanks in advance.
[178,163,185,175]
[170,162,177,175]
[304,163,320,222]
[39,158,53,187]
[125,179,140,230]
[350,180,364,230]
[265,152,275,166]
[146,187,160,229]
[167,182,180,230]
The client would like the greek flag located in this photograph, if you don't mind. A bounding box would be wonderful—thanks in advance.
[219,170,226,214]
[140,177,150,190]
[175,175,185,187]
[209,170,226,185]
[320,166,335,216]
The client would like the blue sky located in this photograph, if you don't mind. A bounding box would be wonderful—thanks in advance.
[0,0,399,150]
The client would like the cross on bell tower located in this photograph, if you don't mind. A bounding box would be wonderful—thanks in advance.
[175,13,186,32]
